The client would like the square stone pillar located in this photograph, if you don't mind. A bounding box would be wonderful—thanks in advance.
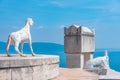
[64,25,95,69]
[66,54,84,69]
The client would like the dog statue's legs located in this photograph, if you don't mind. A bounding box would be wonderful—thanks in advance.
[5,36,11,57]
[6,44,10,57]
[28,38,36,56]
[20,41,24,53]
[14,42,26,57]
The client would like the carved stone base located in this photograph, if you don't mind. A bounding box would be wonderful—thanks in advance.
[0,55,59,80]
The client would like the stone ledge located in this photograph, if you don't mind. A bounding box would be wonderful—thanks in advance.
[0,54,59,80]
[85,69,107,75]
[99,69,120,80]
[0,55,59,68]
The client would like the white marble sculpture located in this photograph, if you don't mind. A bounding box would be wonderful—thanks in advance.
[85,50,109,69]
[5,18,36,57]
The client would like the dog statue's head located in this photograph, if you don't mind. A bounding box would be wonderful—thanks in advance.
[27,18,34,26]
[104,50,108,56]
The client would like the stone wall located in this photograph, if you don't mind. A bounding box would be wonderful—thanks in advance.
[0,55,59,80]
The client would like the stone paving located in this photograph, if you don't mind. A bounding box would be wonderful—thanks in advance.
[53,68,99,80]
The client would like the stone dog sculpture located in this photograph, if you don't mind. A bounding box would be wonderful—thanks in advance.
[85,50,109,69]
[5,18,36,57]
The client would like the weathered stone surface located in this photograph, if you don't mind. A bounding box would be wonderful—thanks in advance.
[0,55,59,68]
[99,69,120,80]
[21,67,33,80]
[0,69,11,80]
[12,68,22,80]
[0,59,9,68]
[52,68,99,80]
[64,25,95,69]
[85,69,107,75]
[66,54,83,68]
[66,53,94,69]
[0,55,59,80]
[32,66,44,80]
[64,25,95,53]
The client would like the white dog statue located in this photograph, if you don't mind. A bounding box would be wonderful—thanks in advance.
[6,18,36,57]
[85,50,109,69]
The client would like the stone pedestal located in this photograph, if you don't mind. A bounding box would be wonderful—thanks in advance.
[66,54,84,68]
[0,55,59,80]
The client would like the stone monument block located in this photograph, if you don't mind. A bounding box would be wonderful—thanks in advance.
[64,25,95,69]
[64,25,95,53]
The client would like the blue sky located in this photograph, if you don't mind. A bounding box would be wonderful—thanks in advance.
[0,0,120,48]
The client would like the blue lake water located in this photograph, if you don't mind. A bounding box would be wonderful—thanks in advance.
[0,42,120,72]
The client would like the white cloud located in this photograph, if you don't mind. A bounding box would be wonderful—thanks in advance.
[50,1,65,7]
[36,26,44,30]
[12,26,19,29]
[108,1,120,13]
[36,0,65,7]
[59,25,66,29]
[85,0,120,14]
